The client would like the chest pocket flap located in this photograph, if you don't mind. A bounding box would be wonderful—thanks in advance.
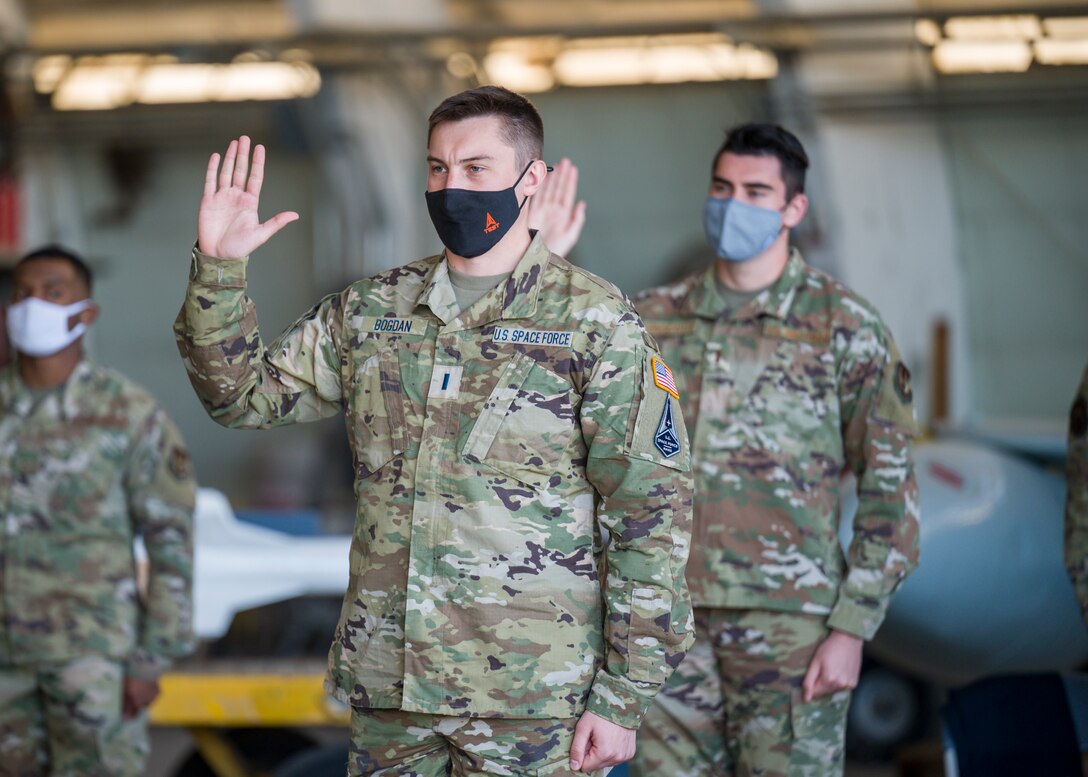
[462,352,577,489]
[348,350,410,479]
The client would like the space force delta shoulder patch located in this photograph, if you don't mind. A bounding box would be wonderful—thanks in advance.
[654,397,681,458]
[492,327,573,347]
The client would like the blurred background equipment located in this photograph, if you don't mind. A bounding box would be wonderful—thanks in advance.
[842,439,1087,689]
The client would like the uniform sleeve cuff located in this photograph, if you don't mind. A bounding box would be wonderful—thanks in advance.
[190,245,249,288]
[124,649,172,682]
[827,596,886,641]
[584,671,655,730]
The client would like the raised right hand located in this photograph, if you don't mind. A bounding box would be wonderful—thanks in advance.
[198,135,299,259]
[527,157,585,258]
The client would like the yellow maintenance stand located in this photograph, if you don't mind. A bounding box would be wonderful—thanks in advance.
[149,659,349,777]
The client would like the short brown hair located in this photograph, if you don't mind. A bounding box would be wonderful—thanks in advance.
[716,123,809,202]
[427,85,544,169]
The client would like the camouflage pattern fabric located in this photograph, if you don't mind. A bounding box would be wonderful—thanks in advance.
[1066,362,1088,624]
[348,708,613,776]
[634,249,919,640]
[0,656,150,777]
[629,608,848,777]
[0,360,196,679]
[174,233,694,728]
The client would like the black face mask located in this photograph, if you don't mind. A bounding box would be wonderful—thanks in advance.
[426,163,533,259]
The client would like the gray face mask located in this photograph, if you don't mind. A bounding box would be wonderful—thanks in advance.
[703,197,783,262]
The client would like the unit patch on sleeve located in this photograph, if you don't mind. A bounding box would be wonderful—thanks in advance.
[654,397,681,458]
[168,446,191,480]
[491,327,573,347]
[651,357,680,399]
[894,361,913,404]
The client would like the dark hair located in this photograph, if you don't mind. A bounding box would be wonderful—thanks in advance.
[716,123,809,201]
[428,85,544,169]
[16,244,94,292]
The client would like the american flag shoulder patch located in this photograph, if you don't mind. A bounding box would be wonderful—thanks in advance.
[651,357,679,399]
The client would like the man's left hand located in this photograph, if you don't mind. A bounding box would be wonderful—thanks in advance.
[802,630,863,702]
[122,676,160,720]
[569,710,636,772]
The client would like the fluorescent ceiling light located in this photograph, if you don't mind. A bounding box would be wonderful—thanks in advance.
[215,62,321,102]
[555,42,776,86]
[445,52,478,80]
[135,63,216,104]
[482,33,776,92]
[482,51,555,93]
[1034,37,1088,65]
[52,58,142,110]
[932,40,1033,73]
[43,54,321,110]
[944,15,1041,41]
[1043,17,1088,38]
[914,19,942,47]
[32,55,72,94]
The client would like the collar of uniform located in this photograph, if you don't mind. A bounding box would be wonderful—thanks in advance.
[0,359,93,419]
[684,247,805,322]
[414,231,549,330]
[414,258,460,325]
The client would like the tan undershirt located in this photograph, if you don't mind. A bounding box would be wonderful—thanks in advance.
[448,267,514,312]
[714,275,769,316]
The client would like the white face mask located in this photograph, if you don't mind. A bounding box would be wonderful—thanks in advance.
[6,297,93,357]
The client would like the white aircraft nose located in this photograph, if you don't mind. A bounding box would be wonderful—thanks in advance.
[840,440,1088,686]
[190,488,351,640]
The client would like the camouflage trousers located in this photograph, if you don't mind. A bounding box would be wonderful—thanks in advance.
[0,656,149,777]
[348,707,614,776]
[630,608,849,777]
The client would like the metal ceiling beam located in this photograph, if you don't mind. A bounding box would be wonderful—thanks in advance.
[25,2,296,51]
[17,0,1088,56]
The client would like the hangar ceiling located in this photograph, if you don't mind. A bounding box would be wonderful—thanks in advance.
[1,0,1084,118]
[9,0,1088,51]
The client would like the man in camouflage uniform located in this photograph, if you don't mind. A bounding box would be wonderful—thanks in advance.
[174,86,693,775]
[628,123,920,777]
[1065,363,1088,625]
[0,246,196,776]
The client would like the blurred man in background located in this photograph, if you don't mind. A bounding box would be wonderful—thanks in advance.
[174,86,693,776]
[0,245,196,776]
[1065,363,1088,626]
[536,124,920,776]
[628,123,920,777]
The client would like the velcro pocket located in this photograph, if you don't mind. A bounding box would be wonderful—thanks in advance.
[347,351,410,479]
[626,584,673,683]
[462,352,576,490]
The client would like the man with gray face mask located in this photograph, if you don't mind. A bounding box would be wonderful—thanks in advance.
[627,123,920,777]
[0,246,196,776]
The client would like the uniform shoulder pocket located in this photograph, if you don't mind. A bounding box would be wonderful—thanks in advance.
[871,340,918,435]
[346,350,410,479]
[627,355,689,472]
